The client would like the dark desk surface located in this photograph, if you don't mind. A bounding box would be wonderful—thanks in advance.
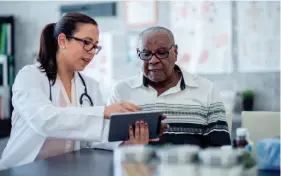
[0,148,279,176]
[0,149,113,176]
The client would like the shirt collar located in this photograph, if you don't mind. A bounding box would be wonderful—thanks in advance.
[131,65,198,89]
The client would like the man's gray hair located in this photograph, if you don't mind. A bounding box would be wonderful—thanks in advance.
[138,26,175,47]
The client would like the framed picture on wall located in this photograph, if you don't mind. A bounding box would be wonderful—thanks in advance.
[125,0,158,27]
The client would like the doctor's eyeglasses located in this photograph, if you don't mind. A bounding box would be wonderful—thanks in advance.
[67,36,102,54]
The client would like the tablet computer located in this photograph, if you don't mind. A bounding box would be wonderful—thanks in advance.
[108,111,163,142]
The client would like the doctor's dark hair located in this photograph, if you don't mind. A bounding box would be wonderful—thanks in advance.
[37,12,98,85]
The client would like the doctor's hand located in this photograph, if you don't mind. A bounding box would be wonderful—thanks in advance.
[104,101,140,119]
[120,120,158,146]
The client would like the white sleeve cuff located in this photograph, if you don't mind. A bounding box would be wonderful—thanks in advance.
[91,119,122,150]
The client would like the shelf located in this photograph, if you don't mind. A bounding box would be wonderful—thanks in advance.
[0,16,14,23]
[0,16,15,120]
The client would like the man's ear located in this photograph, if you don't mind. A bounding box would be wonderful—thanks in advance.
[174,45,178,62]
[174,44,178,55]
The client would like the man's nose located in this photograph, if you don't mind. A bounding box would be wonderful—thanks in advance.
[149,54,160,64]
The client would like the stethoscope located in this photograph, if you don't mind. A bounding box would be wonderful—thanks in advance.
[48,72,94,106]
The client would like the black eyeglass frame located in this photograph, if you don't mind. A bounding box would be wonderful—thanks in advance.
[66,36,102,54]
[136,44,177,60]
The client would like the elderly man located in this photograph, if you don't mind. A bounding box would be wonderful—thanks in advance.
[107,26,231,148]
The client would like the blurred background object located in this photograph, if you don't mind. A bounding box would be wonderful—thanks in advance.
[242,88,255,111]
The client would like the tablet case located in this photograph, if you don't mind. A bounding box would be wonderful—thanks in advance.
[108,111,162,142]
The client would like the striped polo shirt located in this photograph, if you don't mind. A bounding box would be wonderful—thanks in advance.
[107,65,231,148]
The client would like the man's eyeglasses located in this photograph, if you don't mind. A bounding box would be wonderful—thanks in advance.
[67,36,102,54]
[136,44,177,60]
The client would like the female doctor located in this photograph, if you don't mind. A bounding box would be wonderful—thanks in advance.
[0,12,155,169]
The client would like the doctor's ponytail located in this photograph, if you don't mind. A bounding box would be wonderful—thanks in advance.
[37,23,58,85]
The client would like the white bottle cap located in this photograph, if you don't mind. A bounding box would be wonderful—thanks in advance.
[236,128,248,137]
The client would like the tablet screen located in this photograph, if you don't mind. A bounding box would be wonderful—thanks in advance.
[108,111,162,142]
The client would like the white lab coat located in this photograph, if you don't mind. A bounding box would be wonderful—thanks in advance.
[0,64,119,170]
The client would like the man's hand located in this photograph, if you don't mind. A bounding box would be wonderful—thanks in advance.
[104,101,140,119]
[121,120,152,145]
[121,114,169,145]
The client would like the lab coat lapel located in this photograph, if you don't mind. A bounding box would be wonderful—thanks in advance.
[49,78,60,106]
[74,72,84,108]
